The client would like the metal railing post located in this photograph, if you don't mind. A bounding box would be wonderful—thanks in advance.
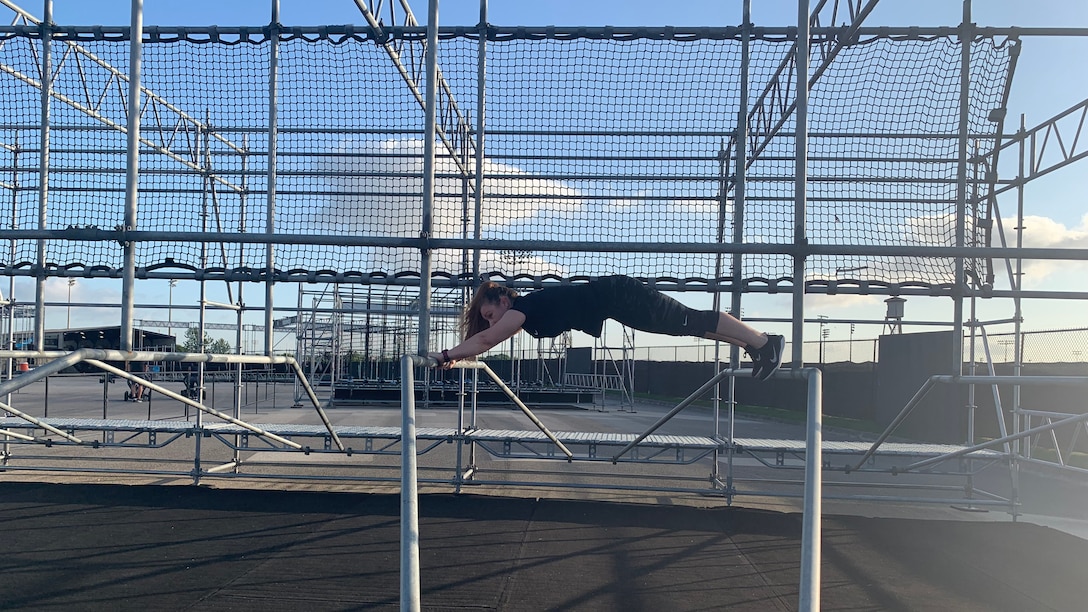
[399,354,422,612]
[799,367,823,612]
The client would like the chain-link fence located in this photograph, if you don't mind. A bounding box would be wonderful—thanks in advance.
[966,328,1088,364]
[504,328,1088,366]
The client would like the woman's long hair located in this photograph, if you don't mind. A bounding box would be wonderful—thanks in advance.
[463,282,519,339]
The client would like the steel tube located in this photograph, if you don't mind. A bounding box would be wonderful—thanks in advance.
[33,0,52,359]
[613,367,739,463]
[120,0,143,352]
[86,359,304,450]
[0,399,82,443]
[478,365,573,460]
[416,0,440,362]
[287,359,345,451]
[0,428,35,442]
[264,0,280,357]
[399,354,421,612]
[849,377,938,472]
[9,227,1088,261]
[799,366,822,612]
[794,4,817,609]
[472,0,486,281]
[906,409,1088,472]
[1,23,1087,38]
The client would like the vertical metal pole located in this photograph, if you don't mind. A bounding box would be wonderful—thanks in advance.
[34,0,52,356]
[794,4,819,611]
[791,1,808,370]
[121,0,143,353]
[799,368,823,612]
[417,0,439,357]
[712,141,726,456]
[4,134,18,415]
[264,0,280,357]
[399,355,421,612]
[725,0,753,499]
[1011,113,1026,508]
[473,0,487,284]
[952,0,972,375]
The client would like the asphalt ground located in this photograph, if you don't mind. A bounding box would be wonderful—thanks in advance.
[2,374,1088,610]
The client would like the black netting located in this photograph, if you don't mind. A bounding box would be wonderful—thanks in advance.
[0,27,1016,289]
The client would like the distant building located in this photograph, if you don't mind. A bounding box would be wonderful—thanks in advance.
[13,327,176,352]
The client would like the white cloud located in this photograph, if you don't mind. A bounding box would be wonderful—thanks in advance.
[1003,213,1088,286]
[312,138,585,240]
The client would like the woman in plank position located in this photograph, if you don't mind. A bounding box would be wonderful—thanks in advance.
[428,275,785,380]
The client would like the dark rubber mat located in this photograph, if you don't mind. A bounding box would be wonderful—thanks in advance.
[0,482,1084,611]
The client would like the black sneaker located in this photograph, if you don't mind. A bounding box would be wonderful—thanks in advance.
[746,346,764,379]
[753,334,785,381]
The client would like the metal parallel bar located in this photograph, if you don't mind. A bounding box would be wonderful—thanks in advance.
[935,375,1088,386]
[800,366,823,612]
[0,349,85,396]
[0,349,313,449]
[1019,408,1088,419]
[399,354,421,612]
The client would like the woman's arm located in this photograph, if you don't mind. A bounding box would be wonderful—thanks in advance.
[428,309,526,366]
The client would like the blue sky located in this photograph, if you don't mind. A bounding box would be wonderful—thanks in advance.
[7,1,1087,356]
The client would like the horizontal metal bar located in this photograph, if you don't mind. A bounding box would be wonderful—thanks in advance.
[5,230,1086,261]
[84,359,304,451]
[906,409,1088,472]
[0,400,83,443]
[933,375,1088,386]
[0,428,36,441]
[0,24,1083,38]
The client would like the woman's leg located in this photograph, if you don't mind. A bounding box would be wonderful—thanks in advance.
[704,312,768,348]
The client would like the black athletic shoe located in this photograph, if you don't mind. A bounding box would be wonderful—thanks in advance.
[746,347,763,379]
[753,334,785,381]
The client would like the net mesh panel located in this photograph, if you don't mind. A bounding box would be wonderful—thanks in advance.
[0,27,1015,289]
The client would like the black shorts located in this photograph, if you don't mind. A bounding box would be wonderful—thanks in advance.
[594,276,718,337]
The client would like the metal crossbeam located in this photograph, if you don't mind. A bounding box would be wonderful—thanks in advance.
[0,1,246,194]
[745,0,882,164]
[352,0,474,176]
[988,96,1088,199]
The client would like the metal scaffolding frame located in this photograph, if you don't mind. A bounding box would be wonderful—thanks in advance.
[2,1,1088,610]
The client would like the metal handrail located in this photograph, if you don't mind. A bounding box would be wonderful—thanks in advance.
[0,349,343,451]
[851,374,1088,473]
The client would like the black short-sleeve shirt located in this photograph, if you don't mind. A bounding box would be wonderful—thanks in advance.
[510,285,607,338]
